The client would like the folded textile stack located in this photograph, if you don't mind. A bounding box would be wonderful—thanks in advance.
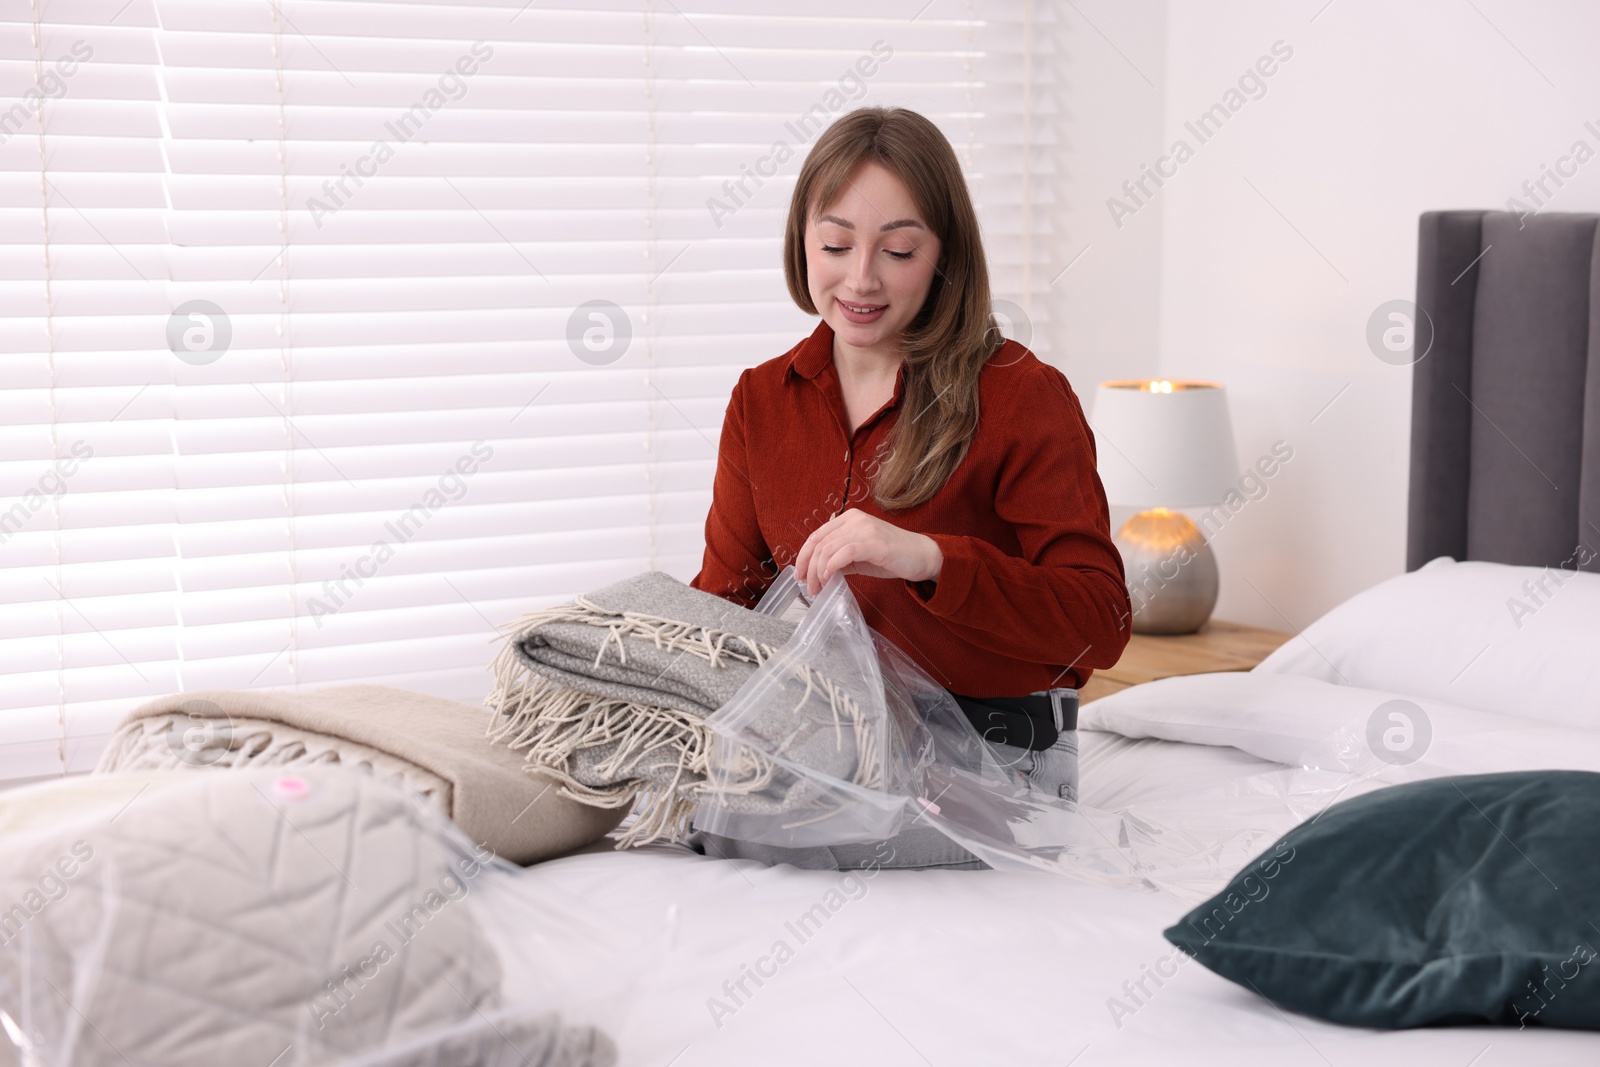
[487,570,881,846]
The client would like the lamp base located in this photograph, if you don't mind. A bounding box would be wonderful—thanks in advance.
[1112,508,1219,635]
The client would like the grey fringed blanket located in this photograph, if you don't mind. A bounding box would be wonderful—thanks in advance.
[487,570,880,846]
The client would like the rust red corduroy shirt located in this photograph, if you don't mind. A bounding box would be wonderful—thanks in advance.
[690,318,1132,697]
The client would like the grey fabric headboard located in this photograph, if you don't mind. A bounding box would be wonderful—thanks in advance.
[1407,210,1600,573]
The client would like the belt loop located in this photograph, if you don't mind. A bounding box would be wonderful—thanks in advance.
[1048,687,1079,733]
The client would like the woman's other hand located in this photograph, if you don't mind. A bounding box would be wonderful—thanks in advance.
[794,508,943,596]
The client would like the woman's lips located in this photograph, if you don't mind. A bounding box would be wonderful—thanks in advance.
[837,297,887,324]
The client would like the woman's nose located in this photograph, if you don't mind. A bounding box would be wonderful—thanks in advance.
[849,248,881,294]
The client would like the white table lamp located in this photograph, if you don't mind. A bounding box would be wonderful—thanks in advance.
[1090,379,1240,634]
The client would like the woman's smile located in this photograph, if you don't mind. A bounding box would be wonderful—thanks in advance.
[837,297,888,324]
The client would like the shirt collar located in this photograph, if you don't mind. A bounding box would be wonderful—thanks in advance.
[784,317,907,412]
[785,317,836,382]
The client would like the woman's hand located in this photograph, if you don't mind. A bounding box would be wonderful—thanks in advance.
[793,508,943,596]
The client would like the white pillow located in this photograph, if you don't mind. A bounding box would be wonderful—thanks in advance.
[1084,671,1600,776]
[1252,555,1600,729]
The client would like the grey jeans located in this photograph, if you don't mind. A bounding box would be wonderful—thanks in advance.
[686,730,1080,872]
[990,728,1080,802]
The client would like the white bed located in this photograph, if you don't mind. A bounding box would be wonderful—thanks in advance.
[518,658,1600,1064]
[9,552,1598,1063]
[9,667,1593,1065]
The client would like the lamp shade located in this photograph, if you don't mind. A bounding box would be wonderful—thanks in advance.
[1089,380,1240,508]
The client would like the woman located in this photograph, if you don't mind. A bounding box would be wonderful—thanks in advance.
[688,106,1132,870]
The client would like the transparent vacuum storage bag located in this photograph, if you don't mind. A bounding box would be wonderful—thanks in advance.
[0,766,663,1067]
[690,566,910,848]
[692,567,1293,897]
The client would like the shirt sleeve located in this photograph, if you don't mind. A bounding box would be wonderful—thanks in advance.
[689,369,776,609]
[901,363,1132,676]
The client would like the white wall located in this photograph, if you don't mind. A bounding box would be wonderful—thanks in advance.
[1062,0,1600,631]
[1050,0,1168,400]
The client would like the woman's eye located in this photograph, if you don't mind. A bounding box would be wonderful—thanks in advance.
[819,245,914,259]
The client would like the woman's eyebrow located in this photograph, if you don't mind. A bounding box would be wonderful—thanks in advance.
[817,213,926,233]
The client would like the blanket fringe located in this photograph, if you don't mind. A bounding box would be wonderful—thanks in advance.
[485,596,882,848]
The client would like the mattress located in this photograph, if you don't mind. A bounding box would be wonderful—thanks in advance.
[504,674,1600,1065]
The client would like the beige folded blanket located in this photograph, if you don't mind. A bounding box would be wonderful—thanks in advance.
[95,685,624,865]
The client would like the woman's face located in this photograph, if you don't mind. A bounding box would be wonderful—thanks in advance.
[805,160,942,355]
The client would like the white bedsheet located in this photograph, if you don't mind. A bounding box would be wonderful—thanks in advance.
[509,672,1600,1065]
[523,847,1593,1065]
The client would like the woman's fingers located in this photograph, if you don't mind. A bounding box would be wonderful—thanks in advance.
[797,511,848,591]
[798,509,913,592]
[801,533,840,593]
[812,533,892,590]
[794,511,844,587]
[813,538,848,588]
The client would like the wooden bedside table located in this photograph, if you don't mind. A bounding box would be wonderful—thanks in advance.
[1077,619,1293,705]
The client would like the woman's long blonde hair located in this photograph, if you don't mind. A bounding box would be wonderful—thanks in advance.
[783,106,1001,511]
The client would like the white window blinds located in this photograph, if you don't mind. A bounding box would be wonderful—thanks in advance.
[0,0,1058,783]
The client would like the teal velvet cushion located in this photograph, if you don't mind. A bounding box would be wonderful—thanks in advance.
[1163,770,1600,1029]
